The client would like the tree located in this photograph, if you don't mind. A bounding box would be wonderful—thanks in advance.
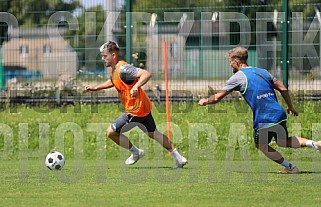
[71,5,106,69]
[132,0,223,20]
[7,0,81,27]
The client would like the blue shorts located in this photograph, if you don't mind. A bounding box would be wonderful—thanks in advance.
[111,112,157,133]
[254,121,288,144]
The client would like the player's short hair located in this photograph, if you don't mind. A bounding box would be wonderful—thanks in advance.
[100,41,120,53]
[228,47,248,63]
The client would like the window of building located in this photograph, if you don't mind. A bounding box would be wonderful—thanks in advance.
[20,45,29,56]
[43,44,51,54]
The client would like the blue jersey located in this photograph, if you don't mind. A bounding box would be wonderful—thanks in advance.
[240,67,287,130]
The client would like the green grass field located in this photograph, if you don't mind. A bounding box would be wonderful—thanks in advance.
[1,101,321,206]
[2,159,321,207]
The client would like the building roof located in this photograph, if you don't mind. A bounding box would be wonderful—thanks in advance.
[8,27,67,39]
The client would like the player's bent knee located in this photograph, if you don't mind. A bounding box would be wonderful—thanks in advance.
[256,144,268,151]
[106,127,116,138]
[147,131,155,138]
[255,144,261,150]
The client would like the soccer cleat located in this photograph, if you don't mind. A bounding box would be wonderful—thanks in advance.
[278,166,300,174]
[314,141,321,151]
[173,156,188,169]
[125,149,145,165]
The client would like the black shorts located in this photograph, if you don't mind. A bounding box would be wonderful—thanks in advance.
[254,121,288,144]
[111,112,157,133]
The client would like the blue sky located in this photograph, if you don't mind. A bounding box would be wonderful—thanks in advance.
[81,0,105,8]
[73,0,124,16]
[80,0,124,9]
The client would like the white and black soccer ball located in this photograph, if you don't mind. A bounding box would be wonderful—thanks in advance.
[45,151,65,170]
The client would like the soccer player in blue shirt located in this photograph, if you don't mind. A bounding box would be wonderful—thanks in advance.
[198,47,321,174]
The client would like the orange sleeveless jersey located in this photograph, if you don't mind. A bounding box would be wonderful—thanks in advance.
[109,61,152,117]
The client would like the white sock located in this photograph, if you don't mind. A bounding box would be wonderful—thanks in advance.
[171,148,181,161]
[306,140,318,149]
[130,145,140,154]
[281,159,295,170]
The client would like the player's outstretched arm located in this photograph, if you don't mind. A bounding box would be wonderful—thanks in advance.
[198,90,230,106]
[85,80,114,91]
[273,80,298,116]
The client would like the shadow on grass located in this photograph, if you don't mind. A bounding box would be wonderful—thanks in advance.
[234,170,321,174]
[128,166,188,170]
[298,171,321,174]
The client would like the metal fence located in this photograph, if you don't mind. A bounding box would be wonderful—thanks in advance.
[0,0,321,102]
